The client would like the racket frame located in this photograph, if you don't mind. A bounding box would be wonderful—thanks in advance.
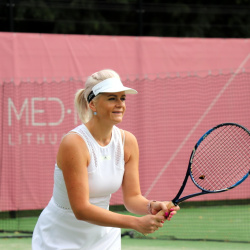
[172,123,250,206]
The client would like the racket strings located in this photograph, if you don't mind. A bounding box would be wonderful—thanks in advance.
[201,128,248,189]
[193,127,235,189]
[201,132,248,189]
[191,125,249,191]
[194,150,244,190]
[210,128,248,185]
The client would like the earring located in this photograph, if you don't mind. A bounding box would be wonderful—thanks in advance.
[93,112,97,116]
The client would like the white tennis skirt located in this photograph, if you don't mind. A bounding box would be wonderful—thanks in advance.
[32,198,121,250]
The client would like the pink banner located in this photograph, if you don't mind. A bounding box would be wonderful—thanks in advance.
[1,73,250,211]
[0,33,250,211]
[0,81,83,210]
[0,32,250,84]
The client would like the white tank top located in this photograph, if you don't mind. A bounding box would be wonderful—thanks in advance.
[53,124,125,210]
[32,124,125,249]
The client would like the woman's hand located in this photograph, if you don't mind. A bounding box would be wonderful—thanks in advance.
[134,214,165,235]
[133,201,180,235]
[150,201,180,221]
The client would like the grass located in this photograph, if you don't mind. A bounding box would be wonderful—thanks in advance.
[121,238,250,250]
[0,237,249,250]
[120,204,250,243]
[0,204,249,249]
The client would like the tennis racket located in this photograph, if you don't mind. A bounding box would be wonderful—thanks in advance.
[158,122,250,215]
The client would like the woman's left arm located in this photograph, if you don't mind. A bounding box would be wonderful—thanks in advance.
[122,130,148,214]
[122,131,179,218]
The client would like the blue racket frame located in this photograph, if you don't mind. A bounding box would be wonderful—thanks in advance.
[172,123,250,206]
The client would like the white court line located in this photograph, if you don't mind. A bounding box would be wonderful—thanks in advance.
[144,53,250,197]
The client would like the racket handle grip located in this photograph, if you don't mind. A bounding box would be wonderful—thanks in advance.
[167,201,176,210]
[156,201,176,217]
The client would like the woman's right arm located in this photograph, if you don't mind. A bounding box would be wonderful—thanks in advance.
[56,133,164,235]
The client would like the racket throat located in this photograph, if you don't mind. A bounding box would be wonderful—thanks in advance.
[172,167,190,205]
[175,190,209,204]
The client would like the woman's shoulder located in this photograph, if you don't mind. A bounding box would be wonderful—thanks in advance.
[70,124,86,133]
[119,129,138,146]
[121,129,139,163]
[60,124,88,148]
[60,132,87,149]
[57,130,90,170]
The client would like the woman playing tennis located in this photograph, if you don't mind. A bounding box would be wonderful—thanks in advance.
[32,69,180,250]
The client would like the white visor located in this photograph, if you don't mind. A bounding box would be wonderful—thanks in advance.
[87,78,137,102]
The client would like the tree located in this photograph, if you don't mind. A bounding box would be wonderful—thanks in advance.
[1,0,250,37]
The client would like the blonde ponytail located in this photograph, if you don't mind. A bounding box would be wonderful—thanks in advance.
[74,89,91,123]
